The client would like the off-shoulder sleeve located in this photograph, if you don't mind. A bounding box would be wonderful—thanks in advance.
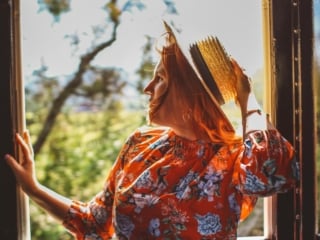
[233,129,299,221]
[62,131,138,239]
[233,129,299,196]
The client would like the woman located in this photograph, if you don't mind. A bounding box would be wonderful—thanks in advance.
[5,23,299,239]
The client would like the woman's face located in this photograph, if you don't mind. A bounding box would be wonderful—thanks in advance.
[143,60,180,126]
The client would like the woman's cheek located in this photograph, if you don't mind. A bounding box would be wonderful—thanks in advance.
[158,82,168,94]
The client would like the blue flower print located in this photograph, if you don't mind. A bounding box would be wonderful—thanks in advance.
[243,170,267,193]
[84,233,103,240]
[196,145,205,158]
[115,213,135,238]
[132,193,159,213]
[198,168,223,201]
[195,212,222,236]
[148,218,161,237]
[262,159,277,176]
[228,193,240,220]
[134,170,154,189]
[262,159,287,191]
[161,198,189,236]
[90,204,108,225]
[149,134,169,150]
[174,171,198,200]
[244,139,253,158]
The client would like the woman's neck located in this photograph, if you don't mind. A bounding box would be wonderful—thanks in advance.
[171,127,197,141]
[170,122,210,142]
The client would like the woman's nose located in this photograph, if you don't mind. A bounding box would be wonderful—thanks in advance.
[143,80,154,94]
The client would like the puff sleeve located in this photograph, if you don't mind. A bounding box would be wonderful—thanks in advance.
[232,129,299,220]
[62,132,136,240]
[233,129,299,196]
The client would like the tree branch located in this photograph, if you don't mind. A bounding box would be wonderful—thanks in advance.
[33,21,119,155]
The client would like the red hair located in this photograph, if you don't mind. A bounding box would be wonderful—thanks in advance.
[153,32,241,144]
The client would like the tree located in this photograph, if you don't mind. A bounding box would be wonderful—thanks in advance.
[25,1,177,238]
[24,1,271,238]
[31,0,177,155]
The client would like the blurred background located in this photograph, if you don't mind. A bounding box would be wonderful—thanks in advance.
[20,0,319,239]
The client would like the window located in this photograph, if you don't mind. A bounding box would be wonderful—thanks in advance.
[0,0,30,239]
[0,0,317,239]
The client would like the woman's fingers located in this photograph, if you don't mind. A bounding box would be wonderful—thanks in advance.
[4,131,37,195]
[230,58,244,76]
[23,130,34,157]
[230,58,253,110]
[231,59,246,81]
[5,131,34,168]
[5,154,22,173]
[15,132,33,161]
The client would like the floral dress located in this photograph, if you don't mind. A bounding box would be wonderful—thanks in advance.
[63,126,299,240]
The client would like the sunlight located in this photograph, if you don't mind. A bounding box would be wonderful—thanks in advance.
[20,1,265,239]
[21,0,262,78]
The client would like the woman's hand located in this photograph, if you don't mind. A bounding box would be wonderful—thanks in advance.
[231,58,252,111]
[5,130,39,197]
[5,130,72,221]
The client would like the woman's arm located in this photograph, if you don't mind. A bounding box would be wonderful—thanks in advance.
[231,59,270,137]
[230,59,299,197]
[5,131,71,222]
[243,93,269,135]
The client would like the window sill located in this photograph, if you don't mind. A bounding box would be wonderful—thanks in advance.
[238,237,267,240]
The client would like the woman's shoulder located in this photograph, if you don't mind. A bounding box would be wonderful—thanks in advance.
[128,125,172,142]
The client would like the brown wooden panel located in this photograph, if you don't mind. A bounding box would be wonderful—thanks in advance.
[271,0,295,239]
[299,0,317,239]
[271,0,316,239]
[0,1,18,239]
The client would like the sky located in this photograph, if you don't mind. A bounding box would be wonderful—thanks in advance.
[20,0,264,80]
[315,0,320,58]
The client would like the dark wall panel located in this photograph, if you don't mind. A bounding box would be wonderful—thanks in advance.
[0,1,18,239]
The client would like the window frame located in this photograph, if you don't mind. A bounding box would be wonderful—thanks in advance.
[0,0,30,239]
[0,0,317,239]
[270,0,317,239]
[0,1,20,239]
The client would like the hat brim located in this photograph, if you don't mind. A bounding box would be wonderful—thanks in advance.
[163,21,236,105]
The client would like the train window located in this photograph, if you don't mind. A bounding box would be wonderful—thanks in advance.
[20,1,269,238]
[13,0,318,239]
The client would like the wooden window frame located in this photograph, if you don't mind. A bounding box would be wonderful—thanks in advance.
[0,0,30,239]
[270,0,318,239]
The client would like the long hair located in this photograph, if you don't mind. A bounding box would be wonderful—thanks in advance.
[150,32,242,145]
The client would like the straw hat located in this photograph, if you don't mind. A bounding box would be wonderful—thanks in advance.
[163,21,237,105]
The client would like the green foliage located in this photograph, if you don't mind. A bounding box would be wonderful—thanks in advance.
[106,1,121,23]
[318,143,320,231]
[38,0,71,21]
[315,58,320,140]
[317,53,320,231]
[28,105,146,239]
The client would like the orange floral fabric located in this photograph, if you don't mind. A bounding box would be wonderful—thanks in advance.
[63,126,299,239]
